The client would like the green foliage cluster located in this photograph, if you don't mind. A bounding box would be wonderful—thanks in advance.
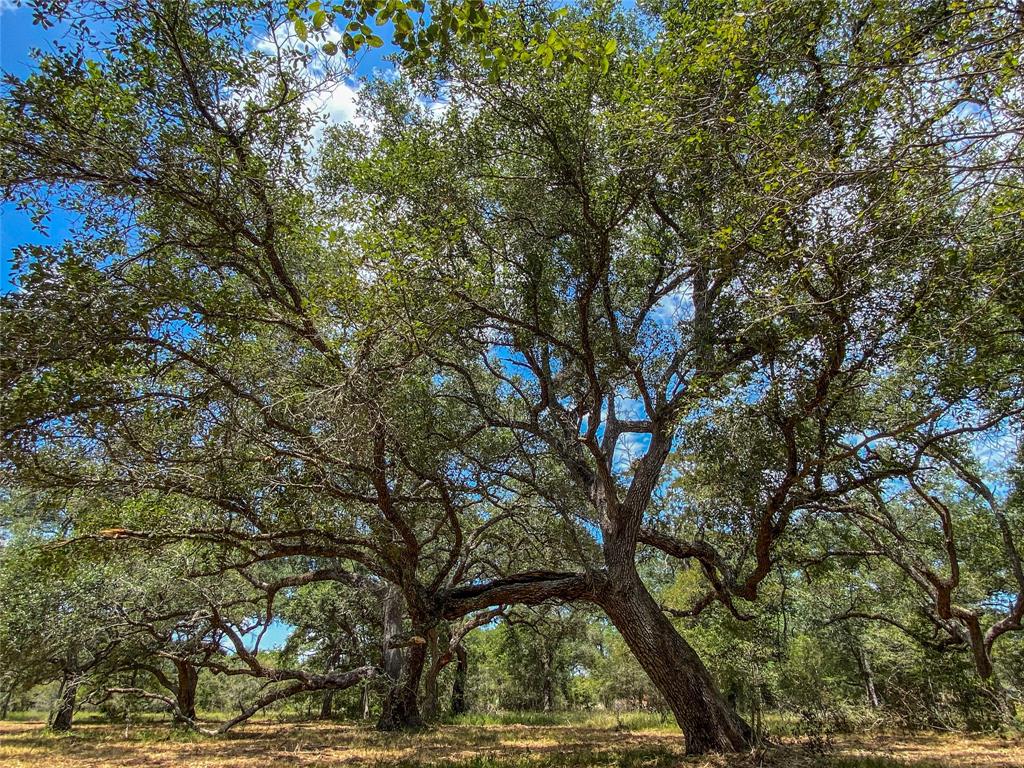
[1,0,1022,749]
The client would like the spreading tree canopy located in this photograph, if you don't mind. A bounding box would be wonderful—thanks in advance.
[2,0,1022,754]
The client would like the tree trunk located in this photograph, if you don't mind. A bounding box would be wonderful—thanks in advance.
[421,632,443,722]
[377,586,425,730]
[173,659,199,721]
[451,644,468,716]
[541,651,554,712]
[361,682,370,720]
[377,639,426,730]
[857,647,881,709]
[421,664,439,722]
[381,584,405,683]
[438,556,750,752]
[320,690,334,720]
[0,686,12,720]
[598,573,752,755]
[50,675,78,732]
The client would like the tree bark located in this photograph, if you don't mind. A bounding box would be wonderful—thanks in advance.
[421,664,439,722]
[50,675,78,732]
[319,690,334,720]
[173,659,199,722]
[598,572,753,755]
[857,647,880,709]
[381,584,405,684]
[451,643,468,716]
[541,651,554,712]
[377,585,425,730]
[377,639,426,730]
[440,568,752,753]
[421,631,443,722]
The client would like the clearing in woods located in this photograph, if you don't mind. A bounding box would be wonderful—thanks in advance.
[0,720,1021,768]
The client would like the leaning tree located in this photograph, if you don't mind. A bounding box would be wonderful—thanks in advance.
[2,0,1023,755]
[330,0,1023,751]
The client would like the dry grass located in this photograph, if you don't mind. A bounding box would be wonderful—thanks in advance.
[0,719,1021,768]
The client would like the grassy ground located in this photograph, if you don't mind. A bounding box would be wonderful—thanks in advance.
[0,717,1020,768]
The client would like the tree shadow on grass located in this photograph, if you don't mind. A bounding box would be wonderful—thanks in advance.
[0,720,1020,768]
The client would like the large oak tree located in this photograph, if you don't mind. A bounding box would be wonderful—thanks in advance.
[2,0,1022,754]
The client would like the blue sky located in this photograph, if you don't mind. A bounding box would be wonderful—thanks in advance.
[1,0,402,649]
[1,2,68,293]
[0,0,399,294]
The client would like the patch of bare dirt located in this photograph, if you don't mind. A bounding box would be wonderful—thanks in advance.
[0,719,1020,768]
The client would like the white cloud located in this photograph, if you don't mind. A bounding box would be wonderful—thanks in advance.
[613,431,652,473]
[316,77,363,127]
[650,283,694,328]
[248,20,370,137]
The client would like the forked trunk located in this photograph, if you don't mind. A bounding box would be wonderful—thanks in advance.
[50,675,78,732]
[599,574,753,755]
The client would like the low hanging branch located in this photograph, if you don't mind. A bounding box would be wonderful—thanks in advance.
[103,665,378,734]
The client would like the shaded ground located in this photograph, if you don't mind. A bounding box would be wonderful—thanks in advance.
[0,719,1020,767]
